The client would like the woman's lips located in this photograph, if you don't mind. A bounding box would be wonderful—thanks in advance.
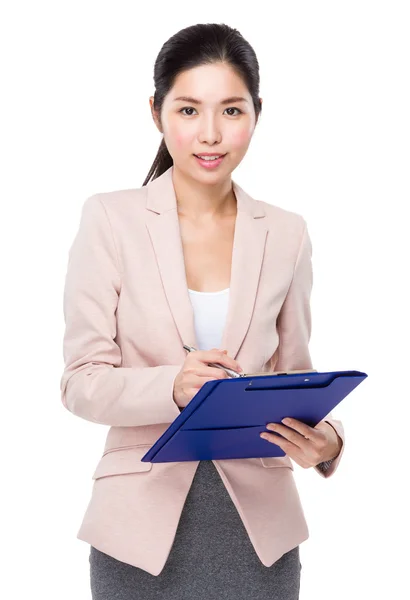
[193,154,226,169]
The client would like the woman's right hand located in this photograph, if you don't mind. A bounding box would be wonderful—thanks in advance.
[172,348,243,409]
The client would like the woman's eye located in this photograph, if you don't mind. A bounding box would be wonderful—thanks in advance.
[225,107,242,116]
[180,107,196,116]
[179,107,242,116]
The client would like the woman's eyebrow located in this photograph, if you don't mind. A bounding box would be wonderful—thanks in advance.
[172,96,249,105]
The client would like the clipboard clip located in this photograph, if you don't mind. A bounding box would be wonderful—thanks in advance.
[240,368,318,378]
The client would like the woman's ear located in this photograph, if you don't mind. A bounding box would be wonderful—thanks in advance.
[149,96,162,133]
[256,97,263,125]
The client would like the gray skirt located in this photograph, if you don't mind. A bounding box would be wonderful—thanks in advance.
[89,460,301,600]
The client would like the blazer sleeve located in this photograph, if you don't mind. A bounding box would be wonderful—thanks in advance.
[270,218,345,478]
[59,195,182,427]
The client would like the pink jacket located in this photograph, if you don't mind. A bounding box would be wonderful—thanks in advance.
[60,165,345,576]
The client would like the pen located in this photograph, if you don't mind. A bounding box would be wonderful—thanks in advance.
[183,344,242,378]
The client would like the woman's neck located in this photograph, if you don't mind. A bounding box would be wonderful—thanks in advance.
[172,164,237,220]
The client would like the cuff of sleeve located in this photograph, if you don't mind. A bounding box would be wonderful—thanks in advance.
[316,458,335,473]
[314,418,345,478]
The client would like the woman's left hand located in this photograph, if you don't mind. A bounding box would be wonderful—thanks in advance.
[260,418,343,469]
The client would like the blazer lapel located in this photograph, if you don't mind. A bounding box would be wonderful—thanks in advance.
[145,166,268,360]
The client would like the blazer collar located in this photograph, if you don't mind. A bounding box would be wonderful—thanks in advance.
[145,166,268,360]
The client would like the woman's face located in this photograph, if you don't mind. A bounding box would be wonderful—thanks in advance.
[150,63,260,183]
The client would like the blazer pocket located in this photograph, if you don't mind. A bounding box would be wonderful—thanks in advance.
[260,455,294,470]
[92,445,153,480]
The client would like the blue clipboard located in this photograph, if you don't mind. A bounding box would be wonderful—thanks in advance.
[141,369,367,463]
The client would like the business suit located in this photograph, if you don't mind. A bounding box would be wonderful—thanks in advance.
[60,165,345,578]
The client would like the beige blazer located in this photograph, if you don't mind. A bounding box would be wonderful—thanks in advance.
[60,165,345,576]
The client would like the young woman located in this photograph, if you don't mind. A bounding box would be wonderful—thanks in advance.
[60,22,344,600]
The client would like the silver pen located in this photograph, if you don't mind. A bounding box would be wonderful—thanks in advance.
[183,344,242,378]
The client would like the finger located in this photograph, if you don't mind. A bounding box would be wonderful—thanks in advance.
[186,366,227,379]
[263,427,323,465]
[264,423,312,451]
[196,367,228,379]
[200,349,242,372]
[260,432,309,468]
[192,377,219,388]
[279,418,319,440]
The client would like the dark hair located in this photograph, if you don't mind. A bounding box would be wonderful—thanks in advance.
[142,23,262,186]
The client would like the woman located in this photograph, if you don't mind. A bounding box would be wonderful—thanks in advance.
[60,22,344,600]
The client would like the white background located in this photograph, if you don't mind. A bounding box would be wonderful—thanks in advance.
[1,1,409,598]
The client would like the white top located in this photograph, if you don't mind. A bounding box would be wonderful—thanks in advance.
[188,288,230,350]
